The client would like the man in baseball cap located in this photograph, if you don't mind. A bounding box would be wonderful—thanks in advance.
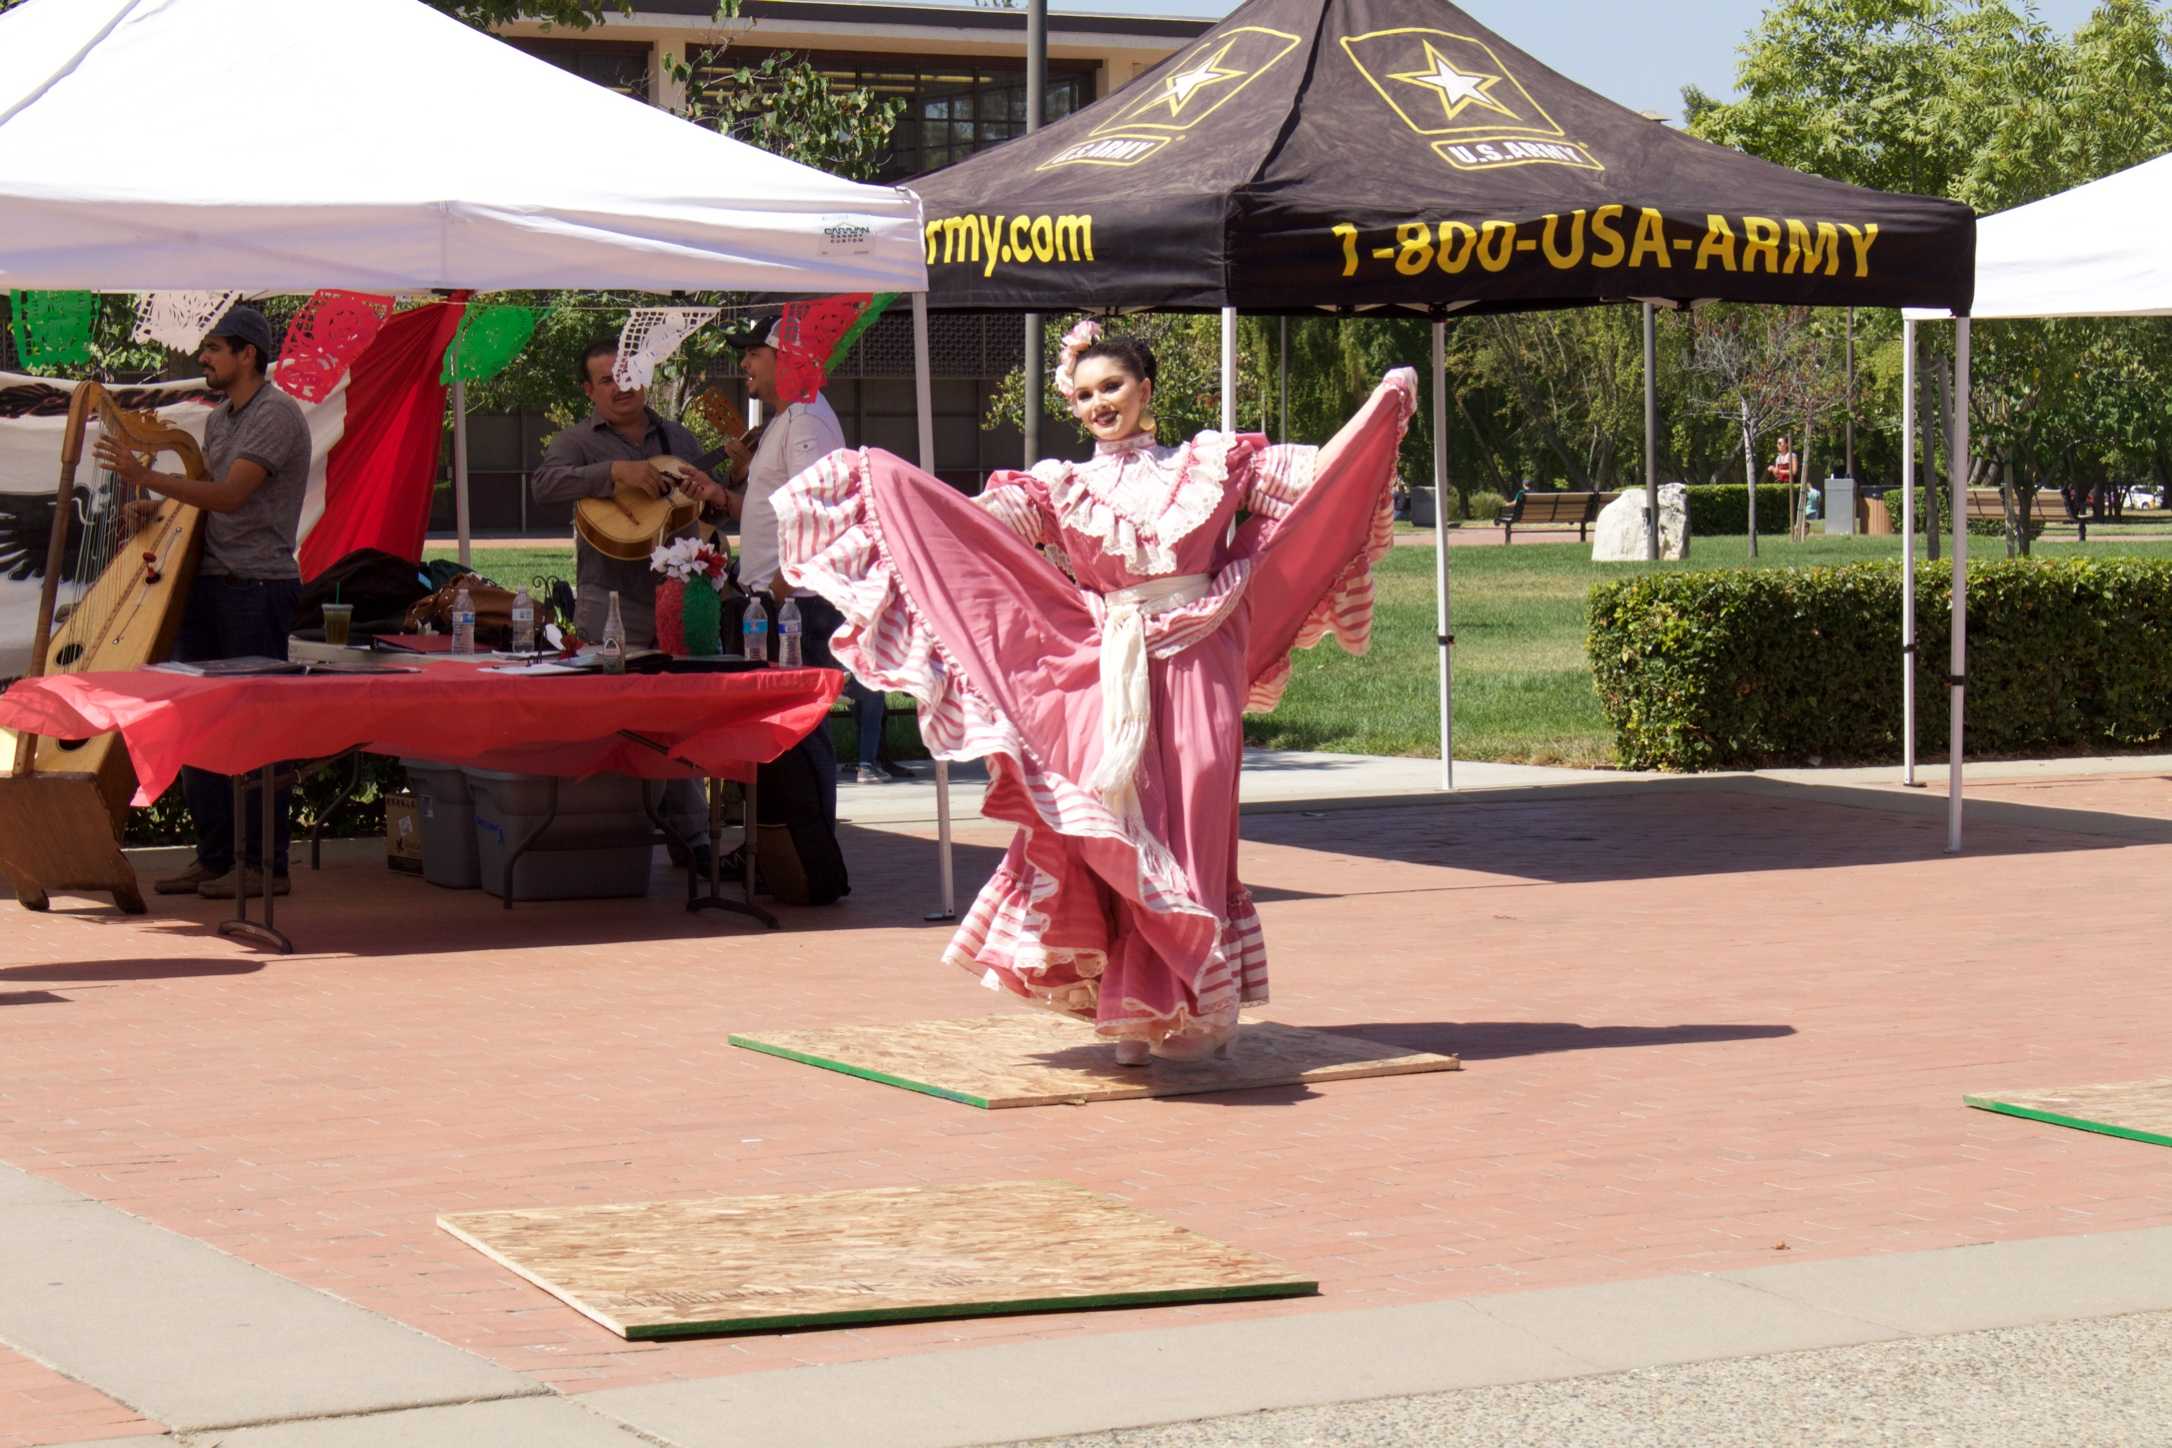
[93,301,314,901]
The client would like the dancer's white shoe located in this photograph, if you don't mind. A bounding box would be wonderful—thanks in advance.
[1113,1039,1152,1067]
[1149,1027,1236,1063]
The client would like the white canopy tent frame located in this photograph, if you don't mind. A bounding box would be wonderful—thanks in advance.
[1896,148,2172,849]
[0,0,956,913]
[1890,318,1976,853]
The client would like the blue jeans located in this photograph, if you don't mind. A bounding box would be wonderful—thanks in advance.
[844,678,885,767]
[177,574,302,873]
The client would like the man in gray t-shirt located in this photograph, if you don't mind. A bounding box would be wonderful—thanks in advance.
[94,305,313,900]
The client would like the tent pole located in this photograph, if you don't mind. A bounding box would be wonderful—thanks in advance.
[1901,318,1917,788]
[913,292,955,919]
[1642,302,1659,561]
[1022,0,1045,469]
[1947,319,1969,853]
[1845,306,1857,480]
[1433,319,1452,791]
[452,374,472,569]
[1220,308,1237,433]
[1023,317,1041,465]
[1278,316,1289,441]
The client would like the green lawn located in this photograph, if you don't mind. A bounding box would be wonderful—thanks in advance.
[433,530,2172,768]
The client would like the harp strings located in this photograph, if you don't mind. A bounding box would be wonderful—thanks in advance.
[51,426,152,674]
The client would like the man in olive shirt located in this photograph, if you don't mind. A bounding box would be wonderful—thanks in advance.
[532,339,735,869]
[531,340,735,647]
[95,305,313,899]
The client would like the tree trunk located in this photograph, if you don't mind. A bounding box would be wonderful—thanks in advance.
[1918,359,1941,561]
[1453,393,1514,506]
[1740,397,1758,558]
[1989,453,2024,560]
[1934,366,1958,563]
[1796,410,1815,541]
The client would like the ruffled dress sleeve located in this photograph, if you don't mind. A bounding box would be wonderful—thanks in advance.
[971,470,1054,549]
[1239,369,1416,713]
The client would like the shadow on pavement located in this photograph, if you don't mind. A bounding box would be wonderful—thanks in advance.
[1325,1019,1797,1061]
[1238,774,2172,884]
[0,959,266,983]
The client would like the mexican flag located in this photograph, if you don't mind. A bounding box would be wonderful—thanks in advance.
[0,301,465,677]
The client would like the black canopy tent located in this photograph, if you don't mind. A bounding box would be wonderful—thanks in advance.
[911,0,1973,316]
[908,0,1982,845]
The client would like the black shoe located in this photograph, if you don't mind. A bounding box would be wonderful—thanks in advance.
[878,759,917,780]
[719,845,771,897]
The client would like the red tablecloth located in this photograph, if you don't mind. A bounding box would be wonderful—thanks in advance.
[0,663,844,804]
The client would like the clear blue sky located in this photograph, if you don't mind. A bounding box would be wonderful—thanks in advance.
[1054,0,2109,121]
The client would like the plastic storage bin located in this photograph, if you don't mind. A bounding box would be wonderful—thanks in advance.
[399,757,480,889]
[464,769,659,902]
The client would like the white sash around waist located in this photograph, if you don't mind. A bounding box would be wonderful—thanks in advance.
[1092,573,1211,814]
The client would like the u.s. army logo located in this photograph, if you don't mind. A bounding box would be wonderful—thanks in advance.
[1340,28,1603,174]
[1039,26,1302,171]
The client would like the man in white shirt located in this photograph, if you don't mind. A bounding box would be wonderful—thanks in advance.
[724,318,846,601]
[723,317,851,825]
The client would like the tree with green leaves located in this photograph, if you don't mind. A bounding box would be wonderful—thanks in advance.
[1689,0,2172,554]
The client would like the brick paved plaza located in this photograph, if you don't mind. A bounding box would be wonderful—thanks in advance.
[2,766,2169,1444]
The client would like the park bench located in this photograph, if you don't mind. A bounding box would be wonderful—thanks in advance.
[1962,487,2089,541]
[1496,489,1618,543]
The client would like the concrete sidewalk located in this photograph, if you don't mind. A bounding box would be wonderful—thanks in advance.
[13,1216,2172,1445]
[834,748,1651,829]
[837,744,2172,830]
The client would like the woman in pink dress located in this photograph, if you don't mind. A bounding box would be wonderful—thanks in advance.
[776,323,1416,1064]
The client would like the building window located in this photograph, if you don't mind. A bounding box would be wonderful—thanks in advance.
[694,48,1094,182]
[504,37,650,101]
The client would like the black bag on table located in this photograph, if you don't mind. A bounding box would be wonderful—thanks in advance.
[292,548,435,636]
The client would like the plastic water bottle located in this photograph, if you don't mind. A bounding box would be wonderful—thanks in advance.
[510,586,535,653]
[451,585,476,655]
[599,590,626,674]
[776,596,803,667]
[742,593,769,664]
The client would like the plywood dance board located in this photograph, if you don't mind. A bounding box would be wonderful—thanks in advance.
[439,1179,1316,1338]
[1967,1079,2172,1150]
[728,1014,1460,1109]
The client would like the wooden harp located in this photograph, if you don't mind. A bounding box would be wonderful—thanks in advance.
[0,382,207,913]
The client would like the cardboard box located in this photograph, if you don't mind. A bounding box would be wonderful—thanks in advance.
[386,793,424,873]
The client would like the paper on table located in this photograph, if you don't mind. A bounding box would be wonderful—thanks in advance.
[484,659,598,676]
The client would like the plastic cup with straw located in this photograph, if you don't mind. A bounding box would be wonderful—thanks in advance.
[322,582,353,646]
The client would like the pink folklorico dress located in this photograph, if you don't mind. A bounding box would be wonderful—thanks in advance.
[775,369,1417,1046]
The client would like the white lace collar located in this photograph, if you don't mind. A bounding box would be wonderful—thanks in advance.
[1033,430,1232,577]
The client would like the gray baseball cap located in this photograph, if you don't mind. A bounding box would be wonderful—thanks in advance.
[209,305,277,365]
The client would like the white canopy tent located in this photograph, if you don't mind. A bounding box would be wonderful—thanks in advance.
[1915,151,2172,323]
[1898,149,2172,847]
[0,0,961,916]
[0,0,925,295]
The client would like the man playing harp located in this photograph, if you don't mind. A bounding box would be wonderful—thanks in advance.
[93,306,312,900]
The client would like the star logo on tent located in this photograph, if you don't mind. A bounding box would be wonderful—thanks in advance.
[1389,43,1516,125]
[1142,39,1246,120]
[1339,28,1603,173]
[1066,25,1302,168]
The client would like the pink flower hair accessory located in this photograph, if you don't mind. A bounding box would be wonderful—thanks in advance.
[1051,317,1103,399]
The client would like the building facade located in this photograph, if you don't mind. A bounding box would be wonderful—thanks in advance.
[452,0,1208,536]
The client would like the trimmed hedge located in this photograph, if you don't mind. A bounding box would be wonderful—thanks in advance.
[1587,557,2172,770]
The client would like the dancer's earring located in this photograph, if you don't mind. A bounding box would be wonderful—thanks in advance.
[1140,409,1159,436]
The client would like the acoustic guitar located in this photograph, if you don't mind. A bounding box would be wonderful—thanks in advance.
[571,396,756,562]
